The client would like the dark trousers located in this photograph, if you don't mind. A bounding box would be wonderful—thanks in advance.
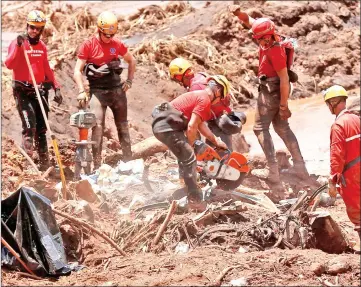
[153,131,198,192]
[13,88,49,157]
[253,83,304,165]
[89,87,132,167]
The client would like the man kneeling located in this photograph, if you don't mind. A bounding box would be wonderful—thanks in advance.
[152,75,229,202]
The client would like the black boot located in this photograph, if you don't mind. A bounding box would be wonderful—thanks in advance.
[38,152,50,171]
[117,122,132,162]
[35,132,50,171]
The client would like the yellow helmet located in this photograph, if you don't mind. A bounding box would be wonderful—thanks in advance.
[97,11,118,35]
[208,75,230,99]
[323,85,348,102]
[169,58,192,80]
[27,10,46,27]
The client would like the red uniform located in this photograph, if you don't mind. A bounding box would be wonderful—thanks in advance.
[171,90,211,122]
[5,39,59,88]
[77,36,128,65]
[258,44,287,78]
[189,72,231,119]
[330,109,360,228]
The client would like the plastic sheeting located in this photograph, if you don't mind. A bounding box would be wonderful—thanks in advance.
[1,187,76,277]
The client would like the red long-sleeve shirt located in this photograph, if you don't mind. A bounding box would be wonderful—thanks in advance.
[5,38,59,89]
[330,109,360,183]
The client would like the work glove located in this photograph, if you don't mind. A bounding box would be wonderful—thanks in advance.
[17,34,25,47]
[122,79,132,92]
[228,5,241,16]
[328,176,338,198]
[215,137,228,150]
[53,88,63,105]
[279,106,292,120]
[77,91,89,109]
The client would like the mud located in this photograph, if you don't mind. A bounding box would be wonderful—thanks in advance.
[1,1,360,286]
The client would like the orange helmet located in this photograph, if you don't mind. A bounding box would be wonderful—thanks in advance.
[251,18,275,39]
[27,10,46,27]
[97,11,118,35]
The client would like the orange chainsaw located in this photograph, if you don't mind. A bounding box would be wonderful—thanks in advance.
[194,140,250,190]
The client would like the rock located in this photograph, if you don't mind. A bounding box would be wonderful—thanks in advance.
[326,256,351,275]
[75,179,99,203]
[310,262,326,276]
[306,30,320,44]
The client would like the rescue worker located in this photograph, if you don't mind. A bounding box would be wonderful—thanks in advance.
[73,11,136,169]
[323,85,360,240]
[5,10,63,171]
[229,6,309,183]
[152,75,229,202]
[168,58,246,150]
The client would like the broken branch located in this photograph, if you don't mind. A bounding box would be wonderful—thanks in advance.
[212,265,243,286]
[152,200,177,246]
[53,209,127,257]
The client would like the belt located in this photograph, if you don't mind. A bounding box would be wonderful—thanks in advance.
[341,155,361,186]
[254,76,280,85]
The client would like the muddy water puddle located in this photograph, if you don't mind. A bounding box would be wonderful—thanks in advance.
[242,94,359,176]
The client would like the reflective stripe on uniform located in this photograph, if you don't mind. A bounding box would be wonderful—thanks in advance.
[345,134,361,142]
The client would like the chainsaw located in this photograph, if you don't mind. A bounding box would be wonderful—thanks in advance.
[194,140,250,190]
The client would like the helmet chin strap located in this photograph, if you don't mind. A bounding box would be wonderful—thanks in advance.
[328,99,343,114]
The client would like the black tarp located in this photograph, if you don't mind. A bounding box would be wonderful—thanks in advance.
[1,187,73,276]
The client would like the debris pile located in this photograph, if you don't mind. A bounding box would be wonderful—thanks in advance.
[119,2,194,37]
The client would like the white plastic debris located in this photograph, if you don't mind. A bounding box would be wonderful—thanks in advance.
[229,277,247,286]
[238,247,248,253]
[175,242,189,254]
[116,159,144,174]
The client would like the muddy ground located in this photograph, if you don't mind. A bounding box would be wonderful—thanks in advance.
[1,1,360,286]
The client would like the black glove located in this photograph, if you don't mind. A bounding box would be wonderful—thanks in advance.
[17,34,25,47]
[54,88,63,105]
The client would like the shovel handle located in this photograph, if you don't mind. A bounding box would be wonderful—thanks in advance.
[1,237,41,279]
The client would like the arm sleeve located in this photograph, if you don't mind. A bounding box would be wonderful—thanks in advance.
[77,41,90,60]
[117,40,128,57]
[43,45,60,89]
[5,40,20,70]
[268,46,287,72]
[330,123,346,183]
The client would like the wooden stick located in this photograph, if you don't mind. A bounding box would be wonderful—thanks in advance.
[13,142,41,176]
[212,265,243,286]
[53,209,127,257]
[17,271,42,280]
[1,237,41,279]
[152,200,178,246]
[41,166,54,180]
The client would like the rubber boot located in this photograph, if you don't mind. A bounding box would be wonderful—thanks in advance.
[38,153,50,172]
[92,124,104,170]
[22,135,34,157]
[282,160,310,180]
[117,122,132,162]
[251,162,280,183]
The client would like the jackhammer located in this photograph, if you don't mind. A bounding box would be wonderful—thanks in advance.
[69,109,96,180]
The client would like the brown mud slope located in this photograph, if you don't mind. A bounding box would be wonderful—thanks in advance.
[1,1,360,286]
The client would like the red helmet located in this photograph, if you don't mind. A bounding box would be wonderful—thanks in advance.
[251,18,275,39]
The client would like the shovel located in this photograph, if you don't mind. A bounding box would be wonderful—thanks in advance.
[22,44,67,199]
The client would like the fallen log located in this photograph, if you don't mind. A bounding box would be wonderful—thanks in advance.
[105,136,168,164]
[132,136,168,159]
